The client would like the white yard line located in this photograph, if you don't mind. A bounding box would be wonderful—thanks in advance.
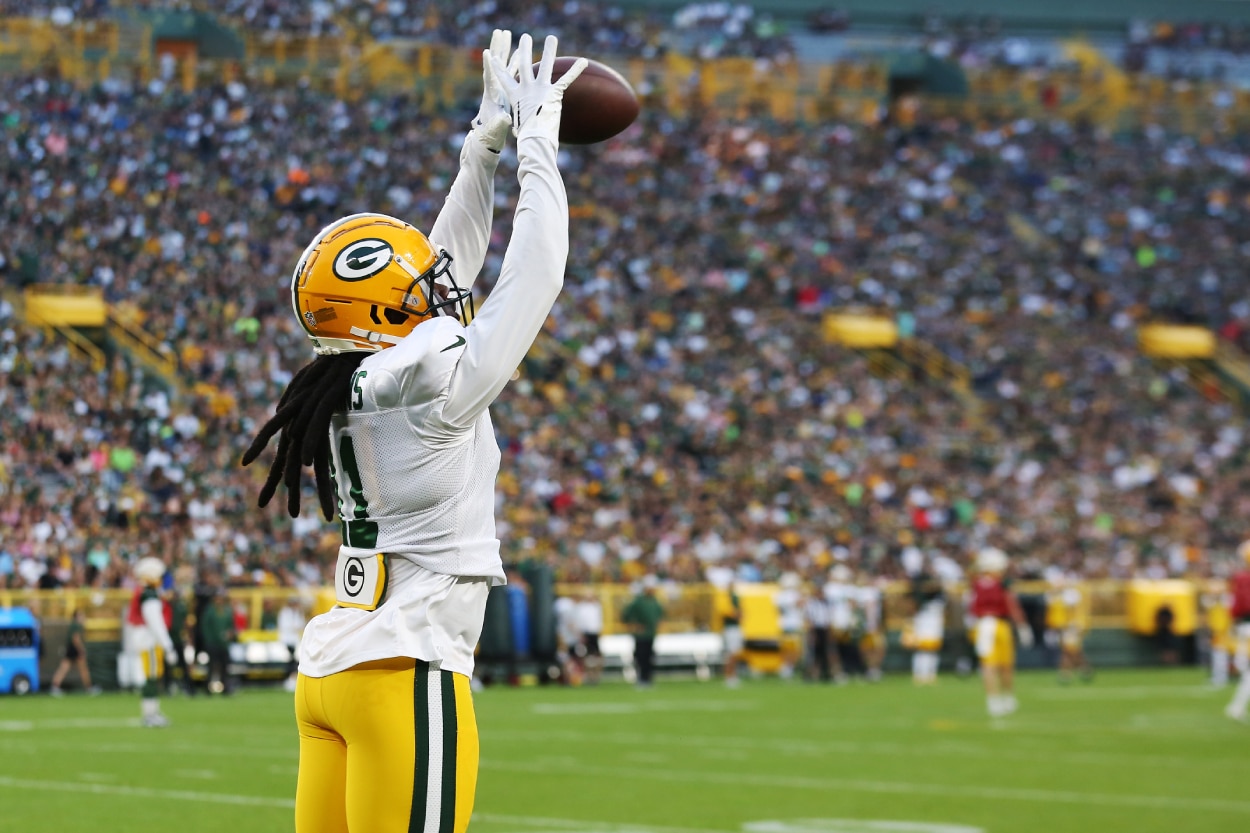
[479,760,1250,815]
[1031,686,1222,701]
[472,813,728,833]
[0,779,728,833]
[0,776,295,808]
[0,718,142,731]
[487,727,1246,769]
[530,700,759,715]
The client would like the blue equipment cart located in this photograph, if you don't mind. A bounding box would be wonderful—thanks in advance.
[0,607,40,695]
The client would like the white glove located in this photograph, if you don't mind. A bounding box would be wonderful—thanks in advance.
[488,33,587,144]
[1017,623,1034,649]
[471,29,515,152]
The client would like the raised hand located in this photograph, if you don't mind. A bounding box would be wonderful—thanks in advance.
[472,29,515,151]
[488,33,587,143]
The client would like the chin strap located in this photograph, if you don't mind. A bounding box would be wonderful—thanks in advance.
[347,327,406,347]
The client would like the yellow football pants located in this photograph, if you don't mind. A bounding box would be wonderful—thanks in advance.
[295,658,479,833]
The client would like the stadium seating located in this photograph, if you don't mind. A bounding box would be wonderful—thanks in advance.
[0,4,1246,678]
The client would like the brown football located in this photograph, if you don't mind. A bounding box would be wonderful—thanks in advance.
[544,57,640,145]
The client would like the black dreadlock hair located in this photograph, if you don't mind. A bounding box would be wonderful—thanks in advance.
[241,352,367,520]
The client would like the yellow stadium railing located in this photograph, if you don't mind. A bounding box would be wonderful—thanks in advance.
[2,578,1232,644]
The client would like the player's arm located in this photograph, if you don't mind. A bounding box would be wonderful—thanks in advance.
[1007,589,1034,647]
[441,36,587,427]
[427,30,514,294]
[141,598,175,653]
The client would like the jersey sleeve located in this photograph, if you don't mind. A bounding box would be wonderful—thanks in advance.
[440,135,568,428]
[427,135,501,295]
[142,597,175,652]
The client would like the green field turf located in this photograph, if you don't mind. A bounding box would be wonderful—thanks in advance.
[1,668,1247,833]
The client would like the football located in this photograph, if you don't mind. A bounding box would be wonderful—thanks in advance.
[546,57,640,145]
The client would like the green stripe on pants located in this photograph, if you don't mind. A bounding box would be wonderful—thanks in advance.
[438,669,458,833]
[410,661,430,833]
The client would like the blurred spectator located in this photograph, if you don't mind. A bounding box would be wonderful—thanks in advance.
[200,589,236,694]
[49,608,101,695]
[621,576,664,688]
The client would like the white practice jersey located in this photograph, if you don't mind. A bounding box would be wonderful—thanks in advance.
[575,599,604,635]
[775,588,805,633]
[858,585,883,633]
[301,133,570,679]
[554,597,580,649]
[824,581,857,631]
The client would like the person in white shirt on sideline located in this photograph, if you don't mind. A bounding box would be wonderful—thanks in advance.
[575,589,605,685]
[277,595,308,693]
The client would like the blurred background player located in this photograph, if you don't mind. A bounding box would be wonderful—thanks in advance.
[825,564,860,683]
[907,551,946,686]
[857,573,885,683]
[1224,541,1250,722]
[553,592,582,685]
[622,575,664,689]
[200,588,237,695]
[1202,591,1233,688]
[131,557,175,727]
[575,589,604,686]
[278,595,307,693]
[49,608,100,696]
[1046,576,1093,685]
[774,572,805,680]
[970,547,1032,717]
[804,579,832,682]
[164,583,194,696]
[720,582,745,688]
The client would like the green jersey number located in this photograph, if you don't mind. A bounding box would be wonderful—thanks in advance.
[349,370,368,411]
[330,434,379,548]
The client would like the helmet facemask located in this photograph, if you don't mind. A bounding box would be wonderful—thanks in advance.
[394,248,475,325]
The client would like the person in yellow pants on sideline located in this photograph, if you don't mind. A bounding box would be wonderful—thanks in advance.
[241,30,587,833]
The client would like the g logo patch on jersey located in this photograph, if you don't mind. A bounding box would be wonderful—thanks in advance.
[333,239,394,281]
[334,553,389,611]
[343,558,366,597]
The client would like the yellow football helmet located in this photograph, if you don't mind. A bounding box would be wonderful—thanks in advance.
[291,213,473,355]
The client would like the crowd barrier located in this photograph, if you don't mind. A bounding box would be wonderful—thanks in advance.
[0,577,1229,641]
[0,576,1230,689]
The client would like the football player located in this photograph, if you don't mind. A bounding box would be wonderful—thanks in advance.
[824,564,860,682]
[857,572,885,682]
[908,557,946,686]
[969,547,1032,717]
[130,557,175,727]
[721,582,745,688]
[1225,541,1250,722]
[241,32,587,833]
[1047,575,1092,685]
[774,572,805,680]
[1202,590,1232,688]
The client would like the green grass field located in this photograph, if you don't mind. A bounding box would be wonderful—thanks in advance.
[1,668,1247,833]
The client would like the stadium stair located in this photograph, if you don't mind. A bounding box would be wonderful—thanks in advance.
[897,337,984,424]
[106,304,188,401]
[15,285,109,373]
[1153,356,1248,407]
[1213,339,1250,403]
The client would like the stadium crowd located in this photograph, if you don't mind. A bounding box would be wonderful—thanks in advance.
[0,1,794,59]
[1,43,1249,595]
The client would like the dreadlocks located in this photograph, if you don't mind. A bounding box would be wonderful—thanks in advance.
[241,352,367,520]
